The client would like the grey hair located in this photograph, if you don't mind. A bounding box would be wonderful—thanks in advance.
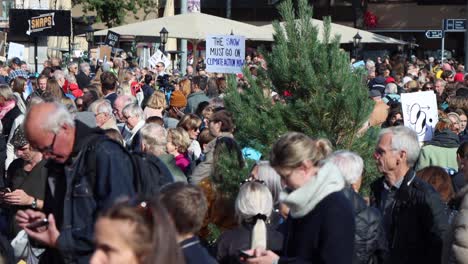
[140,123,167,156]
[80,62,90,72]
[122,103,144,121]
[235,182,273,250]
[328,150,364,185]
[378,126,420,167]
[26,102,75,133]
[116,95,137,107]
[254,161,282,205]
[67,61,77,70]
[0,84,14,100]
[65,73,77,83]
[53,70,65,81]
[385,83,398,94]
[435,79,447,87]
[88,99,114,116]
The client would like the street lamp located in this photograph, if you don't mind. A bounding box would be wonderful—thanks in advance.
[160,27,169,53]
[409,36,417,59]
[85,26,94,60]
[353,32,362,59]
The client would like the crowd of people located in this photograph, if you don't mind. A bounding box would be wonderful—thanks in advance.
[0,51,466,264]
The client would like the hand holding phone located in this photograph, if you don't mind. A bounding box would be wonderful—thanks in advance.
[26,218,49,229]
[238,250,254,259]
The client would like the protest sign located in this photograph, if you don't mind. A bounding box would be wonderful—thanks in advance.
[105,31,120,47]
[98,45,112,61]
[205,35,245,74]
[7,42,25,60]
[149,49,171,69]
[401,91,438,142]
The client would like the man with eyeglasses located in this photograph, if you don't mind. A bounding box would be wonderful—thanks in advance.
[370,126,448,264]
[15,102,135,263]
[155,62,166,77]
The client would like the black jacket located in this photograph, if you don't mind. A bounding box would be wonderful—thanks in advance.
[370,170,449,264]
[76,71,91,90]
[279,191,355,264]
[181,236,217,264]
[216,222,283,264]
[342,188,388,264]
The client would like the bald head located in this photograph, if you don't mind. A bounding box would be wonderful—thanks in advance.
[25,102,75,163]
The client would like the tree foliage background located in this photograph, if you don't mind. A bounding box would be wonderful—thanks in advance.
[72,0,159,27]
[224,0,380,194]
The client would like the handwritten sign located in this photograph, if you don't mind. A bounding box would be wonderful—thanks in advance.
[401,91,438,142]
[105,30,120,47]
[148,49,171,69]
[206,35,245,74]
[7,42,25,60]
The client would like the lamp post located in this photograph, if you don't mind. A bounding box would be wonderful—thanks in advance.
[409,36,416,59]
[353,32,362,60]
[160,27,169,53]
[85,27,94,60]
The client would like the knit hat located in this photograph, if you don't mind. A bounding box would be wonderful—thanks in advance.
[11,126,28,148]
[170,90,187,108]
[368,89,382,98]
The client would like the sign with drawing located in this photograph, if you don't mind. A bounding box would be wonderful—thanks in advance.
[401,91,439,142]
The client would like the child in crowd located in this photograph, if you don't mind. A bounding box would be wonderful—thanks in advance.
[160,182,217,264]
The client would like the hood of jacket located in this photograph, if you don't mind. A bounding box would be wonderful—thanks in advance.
[280,161,345,218]
[427,128,459,148]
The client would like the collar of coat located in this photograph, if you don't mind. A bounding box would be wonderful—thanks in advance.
[280,161,345,218]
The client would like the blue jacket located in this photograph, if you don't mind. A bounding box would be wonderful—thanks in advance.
[41,121,135,264]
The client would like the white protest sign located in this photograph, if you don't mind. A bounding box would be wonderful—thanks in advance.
[401,91,439,142]
[205,35,245,74]
[7,42,25,60]
[148,49,171,69]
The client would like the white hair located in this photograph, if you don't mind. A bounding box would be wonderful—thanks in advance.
[235,182,273,250]
[88,99,114,116]
[385,83,398,94]
[65,73,77,84]
[80,62,90,72]
[378,126,421,167]
[122,103,144,121]
[53,70,65,81]
[29,102,75,133]
[254,161,282,205]
[329,150,364,185]
[140,123,167,156]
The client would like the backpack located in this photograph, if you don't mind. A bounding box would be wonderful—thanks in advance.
[130,151,175,196]
[83,134,175,197]
[384,95,399,106]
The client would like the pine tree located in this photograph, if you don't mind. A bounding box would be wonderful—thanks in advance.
[224,0,379,194]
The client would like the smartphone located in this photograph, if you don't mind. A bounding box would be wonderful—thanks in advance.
[238,250,254,259]
[0,188,11,195]
[27,218,49,229]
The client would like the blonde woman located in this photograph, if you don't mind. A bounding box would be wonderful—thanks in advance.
[216,181,283,264]
[245,132,354,264]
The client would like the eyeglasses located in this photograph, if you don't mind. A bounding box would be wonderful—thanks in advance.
[34,133,57,154]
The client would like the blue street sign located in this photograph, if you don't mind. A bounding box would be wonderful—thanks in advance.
[444,19,466,32]
[425,30,443,39]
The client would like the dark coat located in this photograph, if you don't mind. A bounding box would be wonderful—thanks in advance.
[216,222,283,264]
[279,191,355,264]
[342,188,388,264]
[1,105,21,138]
[40,121,136,264]
[181,236,217,264]
[76,71,91,90]
[370,170,449,264]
